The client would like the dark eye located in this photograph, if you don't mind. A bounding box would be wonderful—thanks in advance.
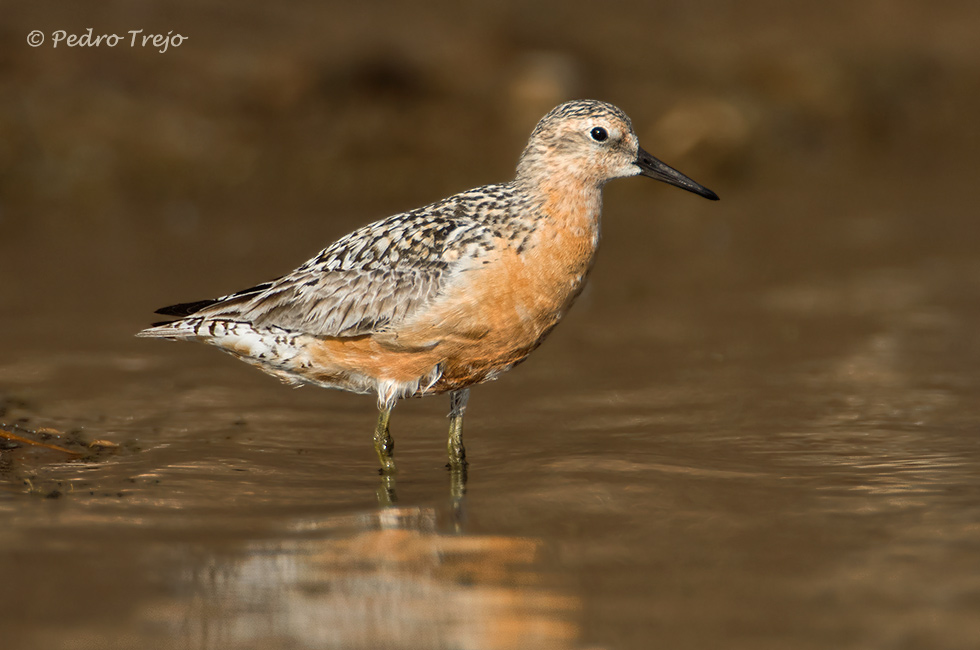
[590,127,608,142]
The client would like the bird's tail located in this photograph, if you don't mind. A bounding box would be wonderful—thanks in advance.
[135,319,200,340]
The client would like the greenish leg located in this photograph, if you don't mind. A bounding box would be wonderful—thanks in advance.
[373,406,396,474]
[449,461,467,503]
[447,388,470,470]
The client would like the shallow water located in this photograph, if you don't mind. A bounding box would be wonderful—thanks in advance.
[4,159,980,649]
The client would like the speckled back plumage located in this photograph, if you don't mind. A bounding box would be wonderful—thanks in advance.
[150,182,544,338]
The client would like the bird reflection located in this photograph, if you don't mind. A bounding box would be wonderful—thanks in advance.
[377,465,469,515]
[166,502,580,650]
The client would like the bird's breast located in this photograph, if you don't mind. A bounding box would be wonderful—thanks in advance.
[386,197,601,361]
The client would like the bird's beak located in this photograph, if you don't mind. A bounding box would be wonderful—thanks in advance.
[635,146,719,201]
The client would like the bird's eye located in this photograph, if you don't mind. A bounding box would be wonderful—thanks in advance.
[590,127,608,142]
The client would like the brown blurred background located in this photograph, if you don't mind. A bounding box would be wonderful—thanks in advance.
[3,0,979,352]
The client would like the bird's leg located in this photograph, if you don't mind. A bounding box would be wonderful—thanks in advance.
[374,406,396,474]
[447,388,470,470]
[449,460,467,504]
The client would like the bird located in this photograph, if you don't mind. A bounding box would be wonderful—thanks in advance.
[138,99,719,474]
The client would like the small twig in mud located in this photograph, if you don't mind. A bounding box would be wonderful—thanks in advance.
[0,426,83,456]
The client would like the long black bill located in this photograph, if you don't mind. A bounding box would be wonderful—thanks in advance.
[636,146,719,201]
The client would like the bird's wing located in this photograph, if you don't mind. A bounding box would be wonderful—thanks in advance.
[153,203,493,338]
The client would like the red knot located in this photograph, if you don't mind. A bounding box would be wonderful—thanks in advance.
[138,99,719,474]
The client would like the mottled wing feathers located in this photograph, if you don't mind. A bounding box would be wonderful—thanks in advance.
[150,185,525,338]
[223,265,445,337]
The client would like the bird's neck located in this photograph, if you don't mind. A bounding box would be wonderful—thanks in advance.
[509,173,603,296]
[519,172,604,238]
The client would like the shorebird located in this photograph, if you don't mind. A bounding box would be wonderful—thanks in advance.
[138,99,718,474]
